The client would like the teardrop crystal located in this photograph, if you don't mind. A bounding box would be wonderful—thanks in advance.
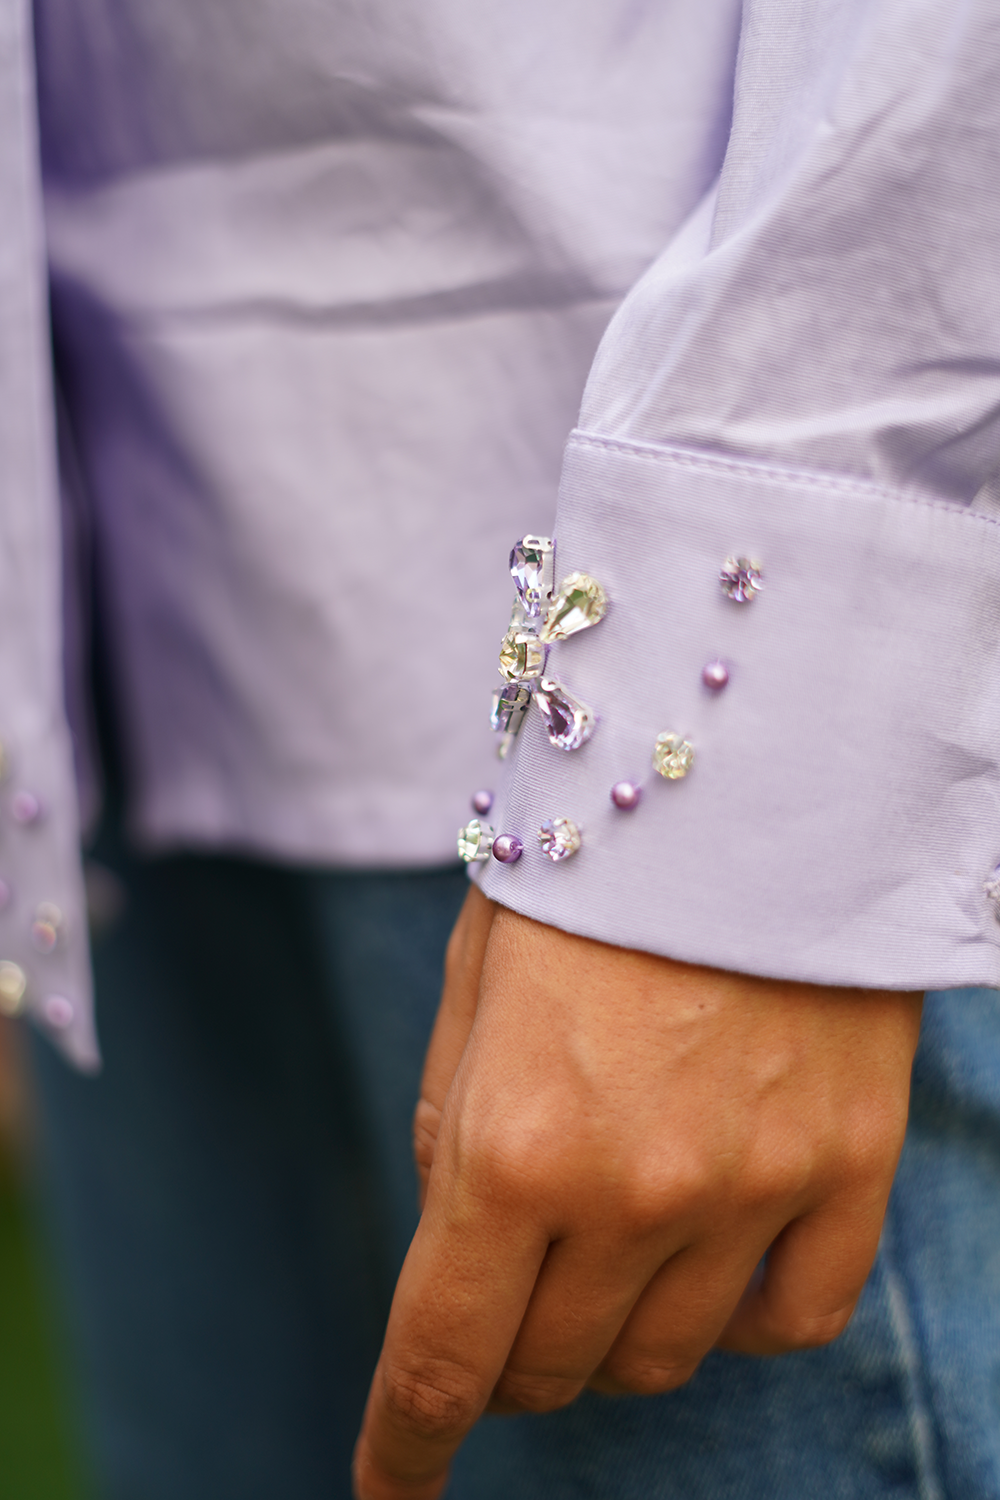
[509,536,554,618]
[534,678,596,752]
[539,572,608,643]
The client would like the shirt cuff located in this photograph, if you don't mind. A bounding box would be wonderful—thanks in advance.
[477,430,1000,991]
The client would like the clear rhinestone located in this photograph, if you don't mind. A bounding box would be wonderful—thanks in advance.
[720,557,763,602]
[457,818,495,863]
[498,628,547,682]
[31,903,63,955]
[534,678,597,752]
[496,732,516,761]
[491,682,532,734]
[538,817,582,862]
[652,732,695,780]
[540,572,608,643]
[31,920,59,954]
[0,960,26,1017]
[510,536,554,618]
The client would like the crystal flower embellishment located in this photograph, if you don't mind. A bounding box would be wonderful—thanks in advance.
[720,557,763,603]
[540,572,608,643]
[653,732,694,780]
[534,678,597,752]
[457,818,495,863]
[491,539,608,750]
[538,817,582,862]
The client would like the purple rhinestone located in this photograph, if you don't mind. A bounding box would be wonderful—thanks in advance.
[610,781,643,810]
[471,789,494,815]
[10,790,42,826]
[42,994,74,1030]
[492,834,523,863]
[702,659,729,690]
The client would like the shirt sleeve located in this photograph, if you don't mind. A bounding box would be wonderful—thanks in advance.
[0,0,96,1070]
[477,0,1000,992]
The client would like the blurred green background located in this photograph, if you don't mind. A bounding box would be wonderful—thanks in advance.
[0,1019,88,1500]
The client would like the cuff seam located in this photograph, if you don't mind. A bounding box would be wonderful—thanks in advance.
[570,430,999,533]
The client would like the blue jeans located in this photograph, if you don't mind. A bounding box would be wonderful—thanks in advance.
[30,847,1000,1499]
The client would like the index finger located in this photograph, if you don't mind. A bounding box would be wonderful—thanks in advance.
[353,1153,549,1500]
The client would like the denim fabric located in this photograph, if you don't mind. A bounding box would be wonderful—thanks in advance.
[29,850,1000,1499]
[31,850,467,1500]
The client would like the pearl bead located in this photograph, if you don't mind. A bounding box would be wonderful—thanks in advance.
[491,834,523,863]
[42,994,74,1030]
[10,790,42,826]
[471,789,494,815]
[610,781,643,810]
[702,659,729,690]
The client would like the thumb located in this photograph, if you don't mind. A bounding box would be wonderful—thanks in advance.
[414,884,495,1204]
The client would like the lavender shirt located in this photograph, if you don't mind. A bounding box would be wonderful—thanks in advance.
[1,0,998,1068]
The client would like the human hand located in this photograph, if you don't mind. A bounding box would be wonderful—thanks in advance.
[353,886,922,1500]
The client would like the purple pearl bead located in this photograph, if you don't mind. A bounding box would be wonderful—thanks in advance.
[492,833,523,863]
[42,994,74,1030]
[610,781,643,810]
[702,659,729,690]
[471,789,494,815]
[10,790,42,826]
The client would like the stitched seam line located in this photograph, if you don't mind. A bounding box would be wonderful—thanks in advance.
[569,430,1000,534]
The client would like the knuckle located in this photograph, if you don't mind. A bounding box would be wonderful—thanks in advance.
[776,1304,855,1351]
[603,1354,699,1396]
[737,1142,813,1211]
[380,1357,484,1442]
[616,1174,674,1233]
[492,1369,580,1414]
[457,1115,569,1202]
[613,1155,703,1231]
